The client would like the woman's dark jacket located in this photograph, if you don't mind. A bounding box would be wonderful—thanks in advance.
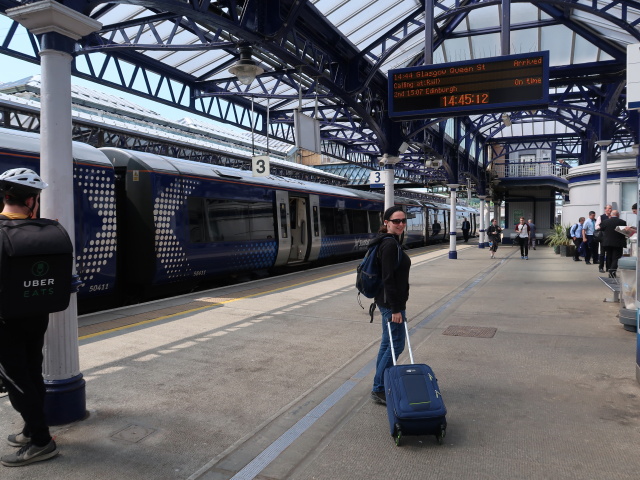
[371,233,411,313]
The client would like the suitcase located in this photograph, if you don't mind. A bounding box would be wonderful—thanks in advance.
[383,321,447,446]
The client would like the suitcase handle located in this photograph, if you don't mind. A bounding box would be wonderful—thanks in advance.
[387,320,414,365]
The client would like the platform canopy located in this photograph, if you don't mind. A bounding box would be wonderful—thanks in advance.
[0,0,638,189]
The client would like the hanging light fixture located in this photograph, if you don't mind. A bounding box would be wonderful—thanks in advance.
[229,45,264,86]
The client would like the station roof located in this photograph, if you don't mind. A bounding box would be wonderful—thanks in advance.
[0,76,348,183]
[0,0,638,189]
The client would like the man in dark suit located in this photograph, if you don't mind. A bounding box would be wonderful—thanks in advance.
[461,217,470,242]
[600,209,627,277]
[595,204,612,272]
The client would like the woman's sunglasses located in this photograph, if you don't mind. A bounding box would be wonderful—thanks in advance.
[389,218,407,224]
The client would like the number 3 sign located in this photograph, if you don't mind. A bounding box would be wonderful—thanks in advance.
[252,155,270,177]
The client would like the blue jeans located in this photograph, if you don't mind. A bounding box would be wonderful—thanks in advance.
[372,306,406,392]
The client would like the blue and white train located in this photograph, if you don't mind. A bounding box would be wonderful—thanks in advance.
[0,127,476,313]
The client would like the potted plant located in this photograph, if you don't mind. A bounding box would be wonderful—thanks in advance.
[545,224,574,255]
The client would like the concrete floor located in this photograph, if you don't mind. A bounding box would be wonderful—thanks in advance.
[1,242,638,480]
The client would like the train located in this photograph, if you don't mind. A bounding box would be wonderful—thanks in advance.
[0,127,477,313]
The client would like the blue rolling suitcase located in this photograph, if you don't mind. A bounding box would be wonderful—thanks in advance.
[383,321,447,446]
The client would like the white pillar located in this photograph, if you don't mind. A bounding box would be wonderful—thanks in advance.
[448,184,459,259]
[7,0,101,426]
[478,196,486,248]
[385,165,395,211]
[39,44,84,403]
[596,140,612,214]
[378,153,400,211]
[485,200,491,247]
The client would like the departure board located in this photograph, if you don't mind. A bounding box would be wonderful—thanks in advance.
[388,52,549,119]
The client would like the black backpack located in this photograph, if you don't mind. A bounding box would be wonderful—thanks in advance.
[356,235,402,322]
[566,226,573,239]
[0,216,73,321]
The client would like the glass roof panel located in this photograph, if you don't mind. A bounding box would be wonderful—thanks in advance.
[572,34,600,64]
[510,3,540,24]
[471,33,501,59]
[572,9,638,46]
[442,37,473,63]
[467,5,500,30]
[91,5,148,24]
[510,28,539,55]
[540,25,573,66]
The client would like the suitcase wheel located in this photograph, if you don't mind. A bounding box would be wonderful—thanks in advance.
[393,423,402,447]
[436,425,446,445]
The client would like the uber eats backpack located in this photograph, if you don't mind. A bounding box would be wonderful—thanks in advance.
[0,216,73,321]
[356,236,403,321]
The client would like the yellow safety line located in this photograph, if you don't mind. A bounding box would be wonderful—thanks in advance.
[79,270,352,340]
[79,245,455,340]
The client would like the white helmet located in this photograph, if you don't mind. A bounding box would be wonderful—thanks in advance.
[0,168,48,195]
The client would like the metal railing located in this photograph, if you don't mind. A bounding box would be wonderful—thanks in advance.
[492,161,569,179]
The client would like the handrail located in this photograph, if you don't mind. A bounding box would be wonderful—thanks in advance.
[492,161,569,179]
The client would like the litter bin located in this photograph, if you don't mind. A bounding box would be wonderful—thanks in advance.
[618,257,637,331]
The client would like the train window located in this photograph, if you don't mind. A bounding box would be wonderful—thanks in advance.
[289,199,297,229]
[249,203,275,240]
[368,211,381,233]
[279,202,288,238]
[312,206,319,236]
[349,210,368,234]
[335,209,349,235]
[206,199,249,241]
[320,208,335,235]
[188,198,207,243]
[189,197,277,243]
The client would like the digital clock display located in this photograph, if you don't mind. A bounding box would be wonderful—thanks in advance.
[388,52,549,118]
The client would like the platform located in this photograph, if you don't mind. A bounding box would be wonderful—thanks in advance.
[2,243,639,479]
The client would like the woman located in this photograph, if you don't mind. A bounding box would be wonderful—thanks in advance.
[486,218,502,259]
[370,206,412,405]
[515,217,530,259]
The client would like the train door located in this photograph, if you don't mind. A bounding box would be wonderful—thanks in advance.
[274,191,291,267]
[307,195,321,261]
[288,195,309,262]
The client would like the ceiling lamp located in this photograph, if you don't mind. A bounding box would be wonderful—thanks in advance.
[501,113,512,127]
[229,45,264,86]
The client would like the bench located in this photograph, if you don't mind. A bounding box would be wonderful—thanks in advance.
[599,276,620,303]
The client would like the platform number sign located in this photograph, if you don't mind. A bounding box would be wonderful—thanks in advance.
[369,170,385,189]
[252,155,270,177]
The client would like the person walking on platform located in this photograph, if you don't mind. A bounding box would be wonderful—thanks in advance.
[600,210,627,278]
[461,217,471,242]
[370,206,411,405]
[515,217,530,259]
[0,169,59,467]
[527,218,536,250]
[596,204,612,273]
[582,211,597,265]
[570,218,584,261]
[487,218,502,259]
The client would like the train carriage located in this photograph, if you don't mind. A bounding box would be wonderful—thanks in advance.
[101,148,402,299]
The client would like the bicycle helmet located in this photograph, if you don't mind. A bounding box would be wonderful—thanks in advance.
[0,168,48,197]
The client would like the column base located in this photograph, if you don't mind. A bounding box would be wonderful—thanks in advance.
[44,373,86,426]
[449,251,457,259]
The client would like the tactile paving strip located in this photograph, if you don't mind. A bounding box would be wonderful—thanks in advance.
[442,325,497,338]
